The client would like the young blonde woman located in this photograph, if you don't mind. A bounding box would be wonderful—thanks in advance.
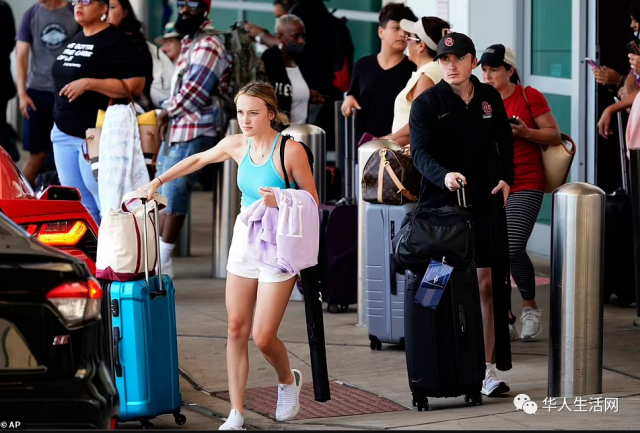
[139,81,319,430]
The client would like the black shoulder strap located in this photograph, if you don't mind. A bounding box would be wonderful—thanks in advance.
[280,135,291,189]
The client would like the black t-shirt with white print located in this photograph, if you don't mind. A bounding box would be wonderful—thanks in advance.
[52,24,145,138]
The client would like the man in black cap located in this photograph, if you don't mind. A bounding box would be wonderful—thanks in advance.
[409,32,514,397]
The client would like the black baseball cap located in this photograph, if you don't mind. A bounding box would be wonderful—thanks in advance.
[479,44,517,67]
[433,32,476,61]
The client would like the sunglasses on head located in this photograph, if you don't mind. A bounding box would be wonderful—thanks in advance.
[71,0,99,6]
[176,0,205,11]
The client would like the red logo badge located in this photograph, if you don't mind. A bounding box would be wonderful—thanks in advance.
[444,37,454,47]
[482,101,492,115]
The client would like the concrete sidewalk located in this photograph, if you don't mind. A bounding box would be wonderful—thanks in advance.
[163,192,640,431]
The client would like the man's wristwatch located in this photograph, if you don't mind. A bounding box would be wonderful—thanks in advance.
[256,32,266,45]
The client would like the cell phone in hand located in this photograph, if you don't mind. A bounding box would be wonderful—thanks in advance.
[509,117,519,125]
[627,41,640,55]
[585,57,599,69]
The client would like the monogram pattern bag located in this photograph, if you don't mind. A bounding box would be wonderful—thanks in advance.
[361,147,421,206]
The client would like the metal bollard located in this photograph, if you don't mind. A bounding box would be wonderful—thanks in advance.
[548,182,605,398]
[211,120,241,279]
[281,124,327,204]
[356,139,403,328]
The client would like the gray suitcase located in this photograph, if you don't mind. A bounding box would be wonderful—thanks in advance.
[365,202,417,350]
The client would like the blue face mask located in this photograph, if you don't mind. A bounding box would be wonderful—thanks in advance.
[285,42,305,59]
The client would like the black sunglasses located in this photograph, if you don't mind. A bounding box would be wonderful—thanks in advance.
[176,0,205,11]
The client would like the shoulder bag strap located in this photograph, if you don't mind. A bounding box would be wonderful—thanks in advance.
[280,135,291,189]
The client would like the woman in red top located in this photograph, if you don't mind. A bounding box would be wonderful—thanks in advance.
[480,45,561,341]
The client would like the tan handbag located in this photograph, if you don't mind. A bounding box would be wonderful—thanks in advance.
[521,86,576,193]
[83,80,160,181]
[361,147,421,206]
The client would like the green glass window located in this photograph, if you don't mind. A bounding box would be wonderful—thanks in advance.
[537,93,572,225]
[531,0,572,78]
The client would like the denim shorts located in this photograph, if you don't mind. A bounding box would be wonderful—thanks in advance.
[156,135,212,215]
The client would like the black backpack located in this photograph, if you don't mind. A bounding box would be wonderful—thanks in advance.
[279,135,314,189]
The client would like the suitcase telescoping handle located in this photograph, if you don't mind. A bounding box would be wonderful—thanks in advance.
[614,96,629,192]
[343,108,357,200]
[455,178,467,207]
[122,190,168,296]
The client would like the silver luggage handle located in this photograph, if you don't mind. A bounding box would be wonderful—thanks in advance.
[614,96,629,192]
[139,196,165,296]
[456,178,467,207]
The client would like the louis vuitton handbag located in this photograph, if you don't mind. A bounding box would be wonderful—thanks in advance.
[361,147,422,206]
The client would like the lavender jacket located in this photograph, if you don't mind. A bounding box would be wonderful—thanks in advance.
[239,188,319,276]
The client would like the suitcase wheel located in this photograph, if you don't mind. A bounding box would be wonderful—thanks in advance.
[414,396,429,411]
[464,393,483,406]
[140,420,154,429]
[174,412,187,426]
[368,335,382,351]
[327,304,349,314]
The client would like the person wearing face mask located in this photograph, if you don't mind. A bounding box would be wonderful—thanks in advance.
[155,0,232,278]
[261,15,324,126]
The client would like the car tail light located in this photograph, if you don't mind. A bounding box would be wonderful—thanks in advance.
[37,221,87,246]
[110,418,117,430]
[20,220,97,270]
[46,279,102,327]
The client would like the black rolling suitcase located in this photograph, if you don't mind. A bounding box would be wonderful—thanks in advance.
[399,183,485,410]
[404,266,486,410]
[603,107,636,307]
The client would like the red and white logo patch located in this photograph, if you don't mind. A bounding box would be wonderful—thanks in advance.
[482,101,492,115]
[444,37,454,47]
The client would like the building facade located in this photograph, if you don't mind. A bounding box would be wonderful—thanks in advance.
[5,0,599,257]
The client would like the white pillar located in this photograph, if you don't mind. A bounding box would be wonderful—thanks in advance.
[129,0,149,26]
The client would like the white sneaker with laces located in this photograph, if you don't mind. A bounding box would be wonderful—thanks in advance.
[219,409,245,430]
[481,365,510,396]
[520,307,542,340]
[275,369,303,422]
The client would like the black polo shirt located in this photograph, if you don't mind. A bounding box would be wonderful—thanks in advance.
[409,74,514,212]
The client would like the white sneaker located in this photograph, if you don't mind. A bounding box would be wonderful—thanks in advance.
[275,369,303,421]
[520,307,542,340]
[219,409,245,430]
[509,324,519,341]
[481,366,510,396]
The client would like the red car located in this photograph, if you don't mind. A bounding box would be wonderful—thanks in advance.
[0,146,99,274]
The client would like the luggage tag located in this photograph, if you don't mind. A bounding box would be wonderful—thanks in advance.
[415,259,453,309]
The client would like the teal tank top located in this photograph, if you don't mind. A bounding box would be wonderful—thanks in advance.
[237,133,297,208]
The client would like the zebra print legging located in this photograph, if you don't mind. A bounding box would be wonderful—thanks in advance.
[505,190,544,302]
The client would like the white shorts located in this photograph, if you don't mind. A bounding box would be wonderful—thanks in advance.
[226,214,296,284]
